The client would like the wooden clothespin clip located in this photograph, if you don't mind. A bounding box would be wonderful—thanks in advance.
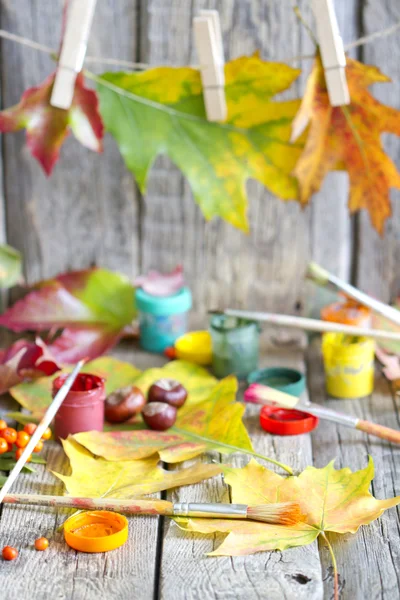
[50,0,98,110]
[193,10,227,122]
[312,0,350,106]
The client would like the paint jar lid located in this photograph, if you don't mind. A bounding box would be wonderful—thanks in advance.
[247,367,305,397]
[64,510,128,553]
[175,331,212,365]
[260,406,319,436]
[135,287,192,316]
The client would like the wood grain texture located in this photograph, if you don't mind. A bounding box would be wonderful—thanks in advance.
[1,0,140,284]
[356,0,400,301]
[159,334,323,600]
[307,340,400,600]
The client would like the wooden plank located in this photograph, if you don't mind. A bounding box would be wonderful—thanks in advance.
[307,340,400,600]
[356,0,400,301]
[0,340,164,600]
[0,0,140,284]
[158,334,323,599]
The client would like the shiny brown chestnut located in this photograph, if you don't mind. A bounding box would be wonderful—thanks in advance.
[105,386,146,423]
[142,402,177,431]
[148,378,188,408]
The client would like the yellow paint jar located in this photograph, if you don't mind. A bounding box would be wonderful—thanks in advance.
[322,333,375,398]
[64,510,128,553]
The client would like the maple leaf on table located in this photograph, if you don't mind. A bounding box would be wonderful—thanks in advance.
[0,72,104,175]
[291,55,400,234]
[0,268,136,363]
[177,457,400,599]
[94,53,303,231]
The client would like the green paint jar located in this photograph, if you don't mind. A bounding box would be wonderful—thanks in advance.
[210,315,260,379]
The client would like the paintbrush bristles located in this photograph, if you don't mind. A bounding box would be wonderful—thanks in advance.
[247,502,304,526]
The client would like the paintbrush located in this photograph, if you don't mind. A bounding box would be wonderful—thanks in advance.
[245,383,400,445]
[307,262,400,326]
[208,309,400,343]
[2,493,304,526]
[0,360,85,504]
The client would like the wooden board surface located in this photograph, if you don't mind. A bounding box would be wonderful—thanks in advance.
[0,335,399,599]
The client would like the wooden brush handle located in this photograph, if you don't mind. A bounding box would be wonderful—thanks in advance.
[356,420,400,445]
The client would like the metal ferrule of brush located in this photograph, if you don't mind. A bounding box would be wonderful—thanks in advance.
[173,503,248,519]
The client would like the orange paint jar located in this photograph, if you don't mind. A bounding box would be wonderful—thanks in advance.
[321,299,371,328]
[64,511,128,552]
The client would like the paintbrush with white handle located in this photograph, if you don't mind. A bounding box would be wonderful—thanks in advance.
[0,360,85,504]
[244,383,400,445]
[307,262,400,326]
[1,493,304,526]
[209,309,400,343]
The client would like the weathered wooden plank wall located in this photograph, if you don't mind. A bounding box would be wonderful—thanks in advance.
[0,0,399,311]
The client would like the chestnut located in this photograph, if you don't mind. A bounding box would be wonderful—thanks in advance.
[142,402,177,431]
[105,386,146,423]
[148,378,188,408]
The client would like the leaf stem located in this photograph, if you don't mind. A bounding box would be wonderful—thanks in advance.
[322,532,339,600]
[171,426,293,474]
[292,6,318,46]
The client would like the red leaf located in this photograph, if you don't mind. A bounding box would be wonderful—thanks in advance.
[0,268,136,364]
[0,72,103,175]
[0,338,60,396]
[135,266,185,297]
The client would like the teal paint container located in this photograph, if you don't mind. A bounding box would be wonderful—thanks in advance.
[210,315,260,380]
[135,287,192,353]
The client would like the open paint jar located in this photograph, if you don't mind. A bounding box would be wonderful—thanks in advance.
[64,510,128,553]
[210,315,260,379]
[52,373,106,440]
[136,287,192,353]
[322,333,375,398]
[321,299,371,328]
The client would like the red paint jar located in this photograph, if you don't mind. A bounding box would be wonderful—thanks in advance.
[52,373,106,441]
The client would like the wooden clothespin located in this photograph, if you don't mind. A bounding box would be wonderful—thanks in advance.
[50,0,98,110]
[312,0,350,106]
[193,10,227,122]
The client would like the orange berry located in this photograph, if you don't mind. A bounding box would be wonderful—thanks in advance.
[7,442,13,452]
[0,419,8,431]
[41,427,51,441]
[23,423,37,436]
[0,438,8,454]
[33,440,43,453]
[2,546,18,561]
[15,431,30,449]
[15,448,31,462]
[34,537,49,551]
[2,428,17,445]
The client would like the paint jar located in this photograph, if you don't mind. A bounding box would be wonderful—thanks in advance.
[135,287,192,353]
[64,510,128,553]
[52,373,106,440]
[322,333,375,398]
[321,299,371,328]
[210,315,260,379]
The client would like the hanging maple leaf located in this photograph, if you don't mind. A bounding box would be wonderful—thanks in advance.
[177,457,400,600]
[93,54,303,231]
[0,72,103,175]
[0,338,60,396]
[291,55,400,234]
[74,375,292,473]
[0,244,23,288]
[54,438,221,498]
[0,268,136,362]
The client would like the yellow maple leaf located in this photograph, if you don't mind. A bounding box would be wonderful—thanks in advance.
[292,55,400,234]
[177,457,400,598]
[54,438,221,498]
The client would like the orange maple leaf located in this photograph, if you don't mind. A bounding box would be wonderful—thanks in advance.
[291,55,400,234]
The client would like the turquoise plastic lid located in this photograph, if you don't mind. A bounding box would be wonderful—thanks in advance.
[135,287,192,316]
[247,367,306,397]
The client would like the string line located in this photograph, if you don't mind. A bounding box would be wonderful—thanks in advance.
[0,20,398,72]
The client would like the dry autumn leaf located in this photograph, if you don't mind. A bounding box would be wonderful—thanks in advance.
[0,72,103,175]
[75,376,292,473]
[94,53,303,231]
[177,457,400,599]
[53,438,221,498]
[291,55,400,234]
